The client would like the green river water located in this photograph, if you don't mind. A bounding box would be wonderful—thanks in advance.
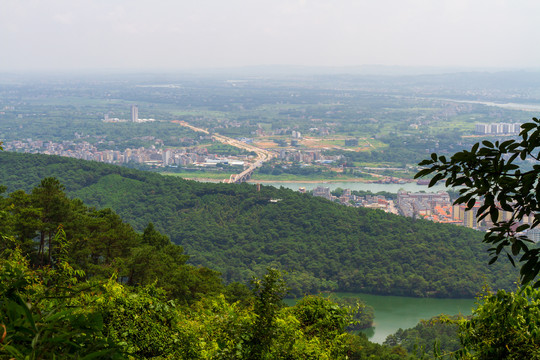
[285,293,475,344]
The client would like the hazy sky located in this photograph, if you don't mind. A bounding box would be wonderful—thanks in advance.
[1,0,539,71]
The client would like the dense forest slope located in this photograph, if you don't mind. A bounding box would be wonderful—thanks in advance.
[0,152,518,297]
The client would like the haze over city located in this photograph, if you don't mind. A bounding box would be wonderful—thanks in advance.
[2,0,540,72]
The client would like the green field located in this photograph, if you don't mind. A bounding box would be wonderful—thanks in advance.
[161,171,233,180]
[170,110,229,118]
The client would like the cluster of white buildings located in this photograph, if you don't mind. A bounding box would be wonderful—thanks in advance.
[308,186,398,214]
[102,105,156,123]
[277,149,341,163]
[396,190,489,228]
[397,191,451,219]
[475,123,521,135]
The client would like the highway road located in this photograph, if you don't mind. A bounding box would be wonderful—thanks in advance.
[172,120,276,183]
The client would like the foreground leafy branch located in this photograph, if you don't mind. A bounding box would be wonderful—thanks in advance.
[416,117,540,286]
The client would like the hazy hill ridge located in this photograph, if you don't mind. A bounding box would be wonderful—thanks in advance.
[0,152,517,297]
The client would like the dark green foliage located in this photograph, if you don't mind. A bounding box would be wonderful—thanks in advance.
[247,268,288,359]
[384,315,462,359]
[329,296,375,329]
[457,285,540,359]
[416,117,540,287]
[95,282,190,358]
[0,175,224,305]
[292,295,352,338]
[0,248,123,359]
[67,207,140,279]
[141,222,170,249]
[0,172,415,359]
[0,151,519,298]
[224,281,254,307]
[0,232,414,360]
[342,333,412,360]
[32,177,71,265]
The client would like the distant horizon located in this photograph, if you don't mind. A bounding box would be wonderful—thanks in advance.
[2,1,539,72]
[2,64,540,77]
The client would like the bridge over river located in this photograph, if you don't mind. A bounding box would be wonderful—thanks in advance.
[172,120,276,183]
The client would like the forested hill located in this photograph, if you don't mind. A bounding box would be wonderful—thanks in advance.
[0,152,518,297]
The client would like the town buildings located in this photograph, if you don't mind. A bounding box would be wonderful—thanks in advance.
[475,122,521,135]
[311,186,398,214]
[3,138,244,170]
[312,186,333,200]
[397,191,451,218]
[397,190,538,241]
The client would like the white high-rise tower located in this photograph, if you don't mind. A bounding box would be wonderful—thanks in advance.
[131,105,139,123]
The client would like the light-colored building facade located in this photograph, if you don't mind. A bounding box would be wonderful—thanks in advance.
[131,105,139,123]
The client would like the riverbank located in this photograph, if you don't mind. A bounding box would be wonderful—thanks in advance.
[163,174,379,183]
[161,172,451,193]
[249,179,381,184]
[162,173,416,184]
[178,178,380,183]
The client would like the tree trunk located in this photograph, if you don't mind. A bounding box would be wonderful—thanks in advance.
[39,231,45,265]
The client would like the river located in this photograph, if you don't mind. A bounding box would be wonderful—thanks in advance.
[253,181,450,193]
[347,293,473,343]
[436,98,540,112]
[285,293,474,344]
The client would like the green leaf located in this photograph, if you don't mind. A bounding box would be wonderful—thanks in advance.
[507,253,516,267]
[81,349,115,360]
[2,344,25,358]
[418,159,434,166]
[13,294,37,333]
[500,200,514,212]
[428,173,444,187]
[521,122,537,131]
[482,140,494,148]
[489,206,499,223]
[511,241,521,256]
[414,168,433,179]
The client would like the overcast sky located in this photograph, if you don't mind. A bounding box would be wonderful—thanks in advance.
[1,0,539,72]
